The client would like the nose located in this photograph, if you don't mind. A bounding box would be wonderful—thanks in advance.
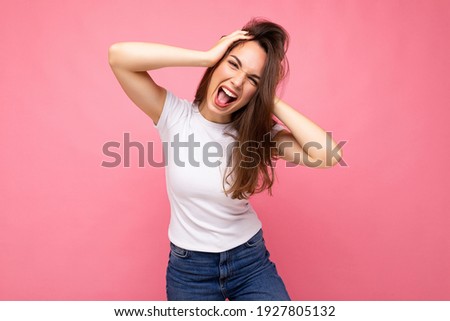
[230,72,245,88]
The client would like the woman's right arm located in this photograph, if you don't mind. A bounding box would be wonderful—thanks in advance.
[108,31,251,124]
[108,43,209,124]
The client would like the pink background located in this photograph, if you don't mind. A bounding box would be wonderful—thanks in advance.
[1,0,449,300]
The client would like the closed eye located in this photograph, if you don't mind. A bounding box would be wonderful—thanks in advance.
[248,77,258,86]
[228,56,259,86]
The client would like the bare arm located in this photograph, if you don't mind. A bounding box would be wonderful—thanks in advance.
[108,31,252,124]
[108,43,209,124]
[273,98,343,168]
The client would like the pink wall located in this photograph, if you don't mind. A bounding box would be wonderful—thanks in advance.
[1,0,449,300]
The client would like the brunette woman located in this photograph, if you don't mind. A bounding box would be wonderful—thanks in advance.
[109,18,342,301]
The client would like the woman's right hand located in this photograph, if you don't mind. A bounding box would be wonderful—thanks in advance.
[108,31,252,124]
[205,30,253,67]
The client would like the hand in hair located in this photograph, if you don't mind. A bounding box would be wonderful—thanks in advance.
[205,30,253,67]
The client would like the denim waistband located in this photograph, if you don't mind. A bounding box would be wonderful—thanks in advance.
[170,228,263,256]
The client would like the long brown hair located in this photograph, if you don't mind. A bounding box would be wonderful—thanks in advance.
[194,18,289,199]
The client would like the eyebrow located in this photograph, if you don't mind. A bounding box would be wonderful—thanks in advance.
[230,55,261,80]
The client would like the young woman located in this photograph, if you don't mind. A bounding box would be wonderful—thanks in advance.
[109,19,342,301]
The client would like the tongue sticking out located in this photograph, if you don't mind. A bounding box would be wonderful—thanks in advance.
[217,88,236,105]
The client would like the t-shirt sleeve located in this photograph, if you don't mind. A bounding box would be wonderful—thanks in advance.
[271,122,286,139]
[154,90,191,138]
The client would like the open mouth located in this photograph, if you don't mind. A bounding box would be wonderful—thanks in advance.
[214,86,238,108]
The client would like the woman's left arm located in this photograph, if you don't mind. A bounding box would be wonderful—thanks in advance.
[272,97,343,168]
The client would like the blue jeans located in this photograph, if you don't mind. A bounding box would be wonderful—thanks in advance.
[166,229,291,301]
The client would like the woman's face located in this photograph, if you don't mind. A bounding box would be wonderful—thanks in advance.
[200,41,267,124]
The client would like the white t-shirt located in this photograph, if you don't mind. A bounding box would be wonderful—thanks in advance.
[155,91,284,252]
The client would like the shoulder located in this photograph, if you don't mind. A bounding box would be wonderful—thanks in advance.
[269,122,285,141]
[155,90,193,130]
